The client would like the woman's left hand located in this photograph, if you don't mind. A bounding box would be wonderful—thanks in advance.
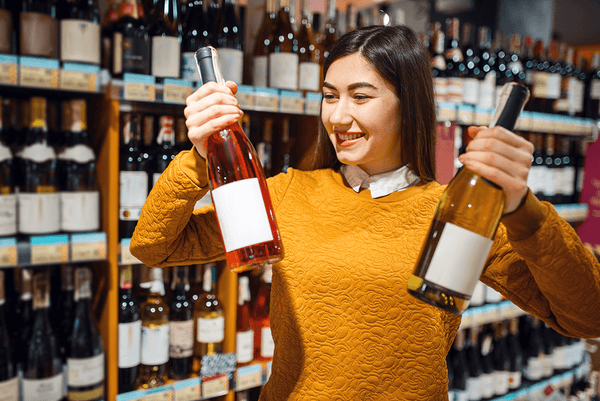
[458,126,534,214]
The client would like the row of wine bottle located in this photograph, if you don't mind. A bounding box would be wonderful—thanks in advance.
[117,263,273,393]
[0,265,105,401]
[448,315,589,400]
[426,17,600,119]
[0,96,100,237]
[456,128,588,206]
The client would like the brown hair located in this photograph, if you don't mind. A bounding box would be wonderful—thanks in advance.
[308,25,437,183]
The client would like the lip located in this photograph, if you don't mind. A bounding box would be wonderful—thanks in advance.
[335,132,365,147]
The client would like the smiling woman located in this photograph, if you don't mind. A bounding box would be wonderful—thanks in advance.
[131,23,600,401]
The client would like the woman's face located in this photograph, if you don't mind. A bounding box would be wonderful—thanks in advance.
[321,53,402,176]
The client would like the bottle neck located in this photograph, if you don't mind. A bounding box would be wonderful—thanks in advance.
[61,265,74,292]
[171,266,190,293]
[157,116,176,147]
[203,264,216,293]
[32,273,51,311]
[122,113,142,148]
[74,267,93,302]
[149,268,165,296]
[0,271,5,307]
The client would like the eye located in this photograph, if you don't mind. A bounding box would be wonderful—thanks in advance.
[322,92,337,101]
[353,93,369,102]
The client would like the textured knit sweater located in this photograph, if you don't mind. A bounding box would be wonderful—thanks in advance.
[131,149,600,401]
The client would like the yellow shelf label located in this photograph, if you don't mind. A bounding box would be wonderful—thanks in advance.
[236,370,262,391]
[201,375,229,398]
[142,390,172,401]
[20,66,59,88]
[0,63,17,85]
[125,82,156,102]
[279,96,303,114]
[60,69,97,92]
[120,244,141,265]
[174,384,200,401]
[0,246,17,266]
[254,95,279,112]
[72,241,106,262]
[31,243,69,265]
[163,84,191,104]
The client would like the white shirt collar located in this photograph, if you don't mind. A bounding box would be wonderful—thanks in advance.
[340,164,420,198]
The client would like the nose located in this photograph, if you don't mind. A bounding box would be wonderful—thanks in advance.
[327,98,353,130]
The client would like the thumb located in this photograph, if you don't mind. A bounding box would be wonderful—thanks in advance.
[467,125,486,139]
[225,81,238,95]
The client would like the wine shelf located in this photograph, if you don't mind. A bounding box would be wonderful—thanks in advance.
[0,232,107,268]
[554,203,589,222]
[437,101,599,138]
[459,300,527,330]
[489,357,591,401]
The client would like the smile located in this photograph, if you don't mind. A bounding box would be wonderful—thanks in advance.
[337,132,365,141]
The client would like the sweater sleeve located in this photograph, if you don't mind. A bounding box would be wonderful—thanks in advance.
[130,147,295,267]
[481,190,600,338]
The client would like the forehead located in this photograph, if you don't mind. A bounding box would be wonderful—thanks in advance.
[324,53,388,87]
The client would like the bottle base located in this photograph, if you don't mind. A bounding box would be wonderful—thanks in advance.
[407,276,470,314]
[226,243,283,273]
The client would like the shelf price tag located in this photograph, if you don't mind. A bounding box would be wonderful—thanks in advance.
[437,102,457,122]
[305,92,322,116]
[173,377,200,401]
[116,390,146,401]
[201,374,229,398]
[71,232,107,262]
[120,238,142,265]
[60,63,100,92]
[163,78,192,104]
[457,105,474,125]
[0,238,17,267]
[124,73,156,102]
[235,364,263,391]
[19,56,60,89]
[30,234,69,265]
[253,87,279,112]
[237,85,255,109]
[0,55,18,85]
[474,106,493,126]
[142,385,173,401]
[279,90,304,114]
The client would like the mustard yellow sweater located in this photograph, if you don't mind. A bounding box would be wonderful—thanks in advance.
[131,149,600,401]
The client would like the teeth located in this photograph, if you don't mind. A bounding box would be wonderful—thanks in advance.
[338,133,364,141]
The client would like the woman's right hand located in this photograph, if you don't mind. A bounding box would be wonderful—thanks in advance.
[183,80,243,159]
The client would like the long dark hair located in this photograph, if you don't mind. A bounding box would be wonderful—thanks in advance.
[308,25,437,183]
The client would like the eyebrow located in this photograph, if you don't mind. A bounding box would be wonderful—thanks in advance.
[322,81,378,91]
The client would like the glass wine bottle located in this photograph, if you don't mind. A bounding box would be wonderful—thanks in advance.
[101,0,121,70]
[0,0,12,55]
[408,83,530,314]
[181,0,210,82]
[0,270,18,400]
[57,99,100,232]
[137,267,169,389]
[444,18,464,104]
[169,266,194,380]
[461,22,480,107]
[449,329,469,401]
[215,0,244,84]
[465,326,484,400]
[20,0,58,58]
[195,47,284,272]
[0,96,16,237]
[268,0,298,90]
[22,271,64,401]
[112,0,151,77]
[257,117,273,178]
[16,97,60,235]
[57,264,75,360]
[506,317,523,390]
[194,263,225,372]
[14,268,33,372]
[478,325,496,400]
[477,26,496,110]
[252,0,277,87]
[150,0,181,79]
[59,0,101,65]
[151,115,177,188]
[296,0,319,93]
[491,321,510,396]
[118,265,141,393]
[430,22,447,105]
[320,0,336,62]
[67,267,105,400]
[251,264,274,361]
[119,111,148,240]
[236,275,254,366]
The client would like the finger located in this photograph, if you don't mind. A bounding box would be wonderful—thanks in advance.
[470,126,533,151]
[188,114,242,142]
[467,126,487,139]
[459,150,530,181]
[184,92,241,120]
[185,104,243,132]
[225,81,238,95]
[466,137,533,166]
[186,81,235,106]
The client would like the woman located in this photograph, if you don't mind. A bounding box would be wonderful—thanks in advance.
[131,25,600,399]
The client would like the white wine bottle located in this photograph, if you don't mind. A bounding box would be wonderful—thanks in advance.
[407,82,529,314]
[195,47,284,272]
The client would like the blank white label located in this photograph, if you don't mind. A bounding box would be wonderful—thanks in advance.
[0,376,19,401]
[18,193,60,234]
[118,320,141,368]
[479,73,496,109]
[236,330,254,364]
[0,194,17,236]
[152,36,181,78]
[22,374,64,401]
[269,52,299,90]
[119,171,148,221]
[298,62,320,91]
[60,191,100,232]
[197,317,225,343]
[423,222,493,297]
[60,20,101,64]
[546,74,562,99]
[463,78,479,105]
[591,81,600,99]
[67,353,105,387]
[211,178,273,252]
[216,48,244,84]
[141,324,169,365]
[252,56,268,87]
[260,327,274,358]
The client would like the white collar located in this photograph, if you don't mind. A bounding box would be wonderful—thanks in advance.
[340,164,420,198]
